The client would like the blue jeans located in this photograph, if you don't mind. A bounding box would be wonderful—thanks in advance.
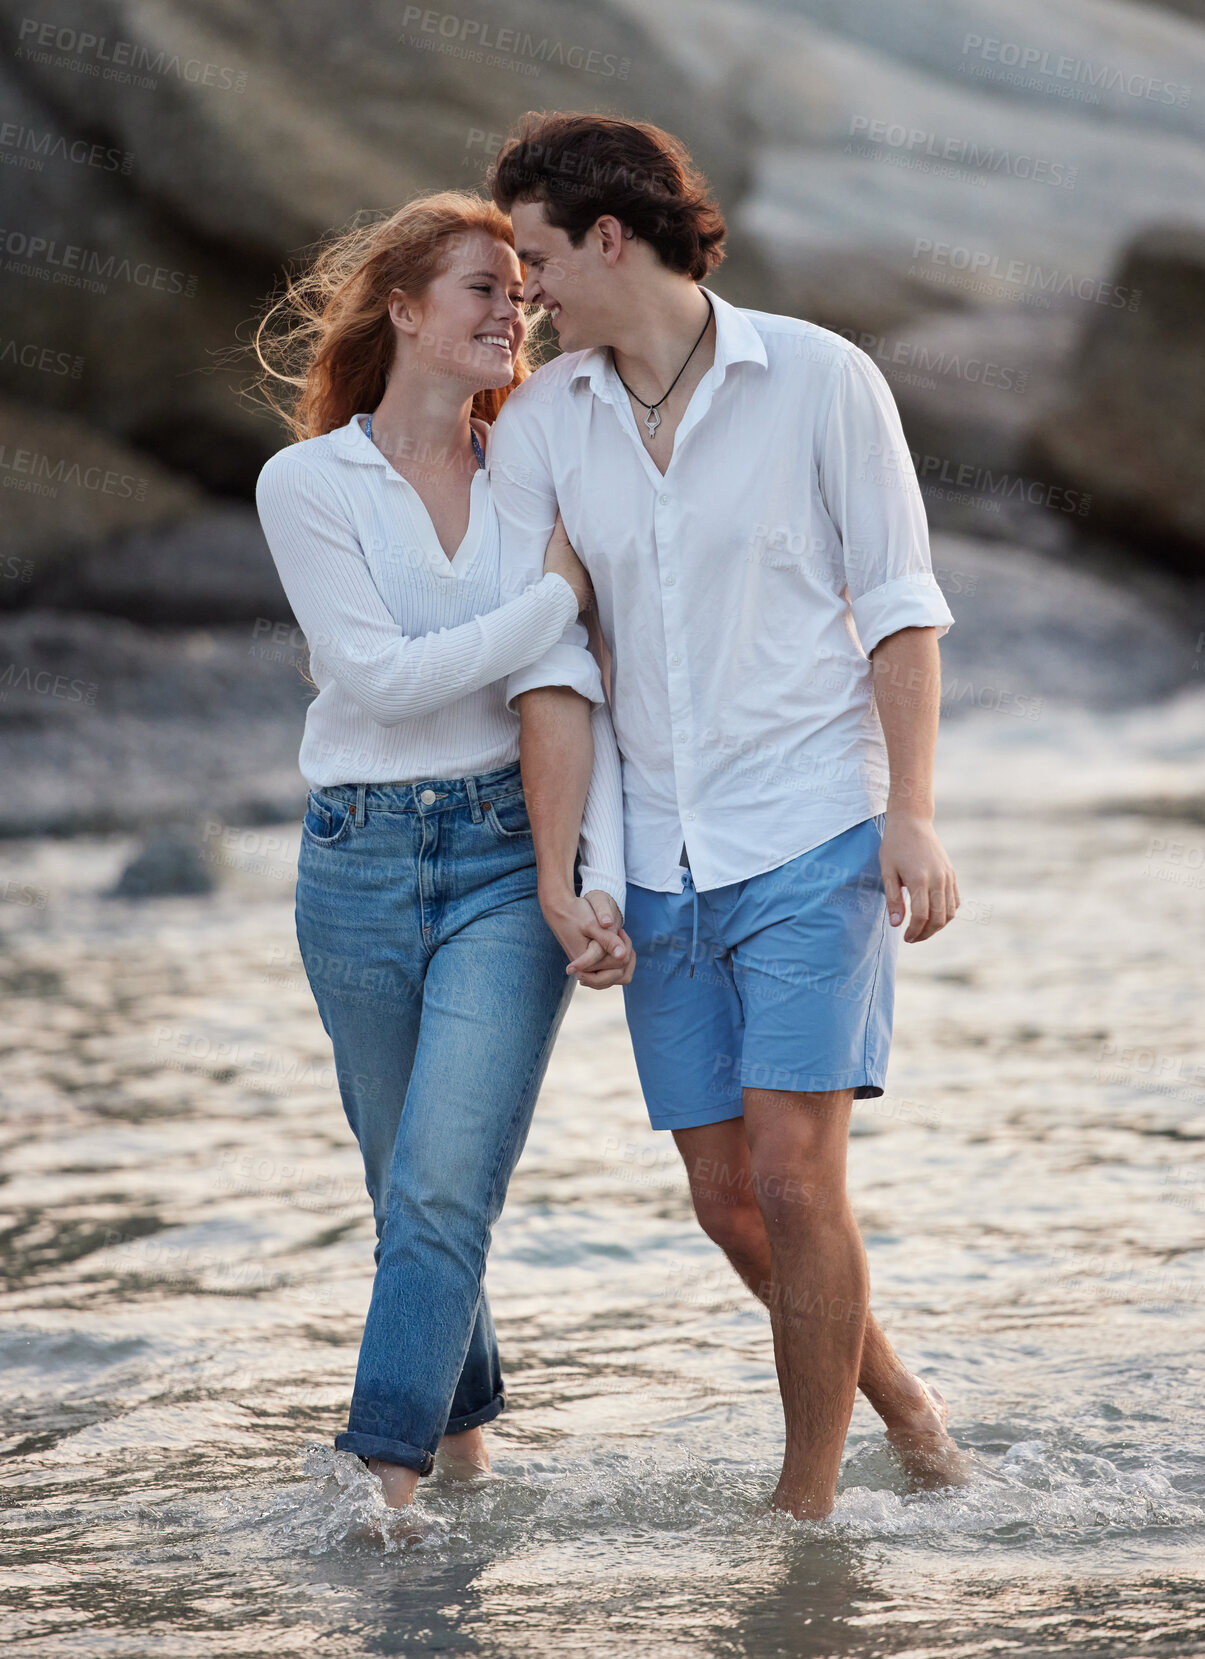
[293,760,574,1475]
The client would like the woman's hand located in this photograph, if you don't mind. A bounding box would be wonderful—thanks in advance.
[543,512,594,615]
[569,890,636,990]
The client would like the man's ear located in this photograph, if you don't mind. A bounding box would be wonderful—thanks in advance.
[594,215,629,266]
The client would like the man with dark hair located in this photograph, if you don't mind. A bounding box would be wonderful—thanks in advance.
[486,113,967,1519]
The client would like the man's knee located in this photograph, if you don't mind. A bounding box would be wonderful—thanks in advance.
[746,1125,848,1228]
[747,1165,831,1234]
[689,1178,764,1259]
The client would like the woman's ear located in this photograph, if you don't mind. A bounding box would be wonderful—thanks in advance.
[386,288,421,337]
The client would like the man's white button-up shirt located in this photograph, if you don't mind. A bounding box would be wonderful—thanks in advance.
[490,286,955,896]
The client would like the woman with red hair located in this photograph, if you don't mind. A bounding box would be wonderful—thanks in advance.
[254,191,630,1512]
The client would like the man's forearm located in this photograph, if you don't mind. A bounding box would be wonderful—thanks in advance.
[870,626,941,816]
[517,686,593,906]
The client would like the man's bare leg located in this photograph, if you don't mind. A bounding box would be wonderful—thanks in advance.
[672,1113,968,1496]
[737,1086,865,1516]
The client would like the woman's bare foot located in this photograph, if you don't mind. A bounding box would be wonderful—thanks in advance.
[884,1380,972,1488]
[367,1456,421,1509]
[435,1426,491,1480]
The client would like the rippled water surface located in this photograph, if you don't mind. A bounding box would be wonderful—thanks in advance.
[3,696,1204,1656]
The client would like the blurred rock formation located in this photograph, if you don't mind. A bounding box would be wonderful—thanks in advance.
[2,0,1204,836]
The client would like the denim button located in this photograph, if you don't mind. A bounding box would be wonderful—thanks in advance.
[420,789,437,805]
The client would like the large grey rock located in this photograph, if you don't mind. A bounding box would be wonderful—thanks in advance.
[0,397,200,590]
[931,532,1198,714]
[25,505,291,624]
[0,51,272,494]
[0,610,311,836]
[1026,225,1205,576]
[108,824,216,897]
[0,0,753,492]
[0,609,310,724]
[3,0,744,263]
[752,0,1205,147]
[844,307,1079,472]
[3,0,1205,591]
[834,305,1082,548]
[4,0,1205,500]
[604,0,1205,332]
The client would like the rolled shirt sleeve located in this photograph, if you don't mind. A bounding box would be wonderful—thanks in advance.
[818,348,955,657]
[489,391,606,710]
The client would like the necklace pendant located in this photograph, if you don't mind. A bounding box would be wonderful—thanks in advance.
[644,406,662,437]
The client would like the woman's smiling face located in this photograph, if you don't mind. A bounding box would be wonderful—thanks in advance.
[390,228,528,390]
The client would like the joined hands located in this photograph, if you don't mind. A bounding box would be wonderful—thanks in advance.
[539,888,636,990]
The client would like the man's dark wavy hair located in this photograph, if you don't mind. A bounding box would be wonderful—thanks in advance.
[487,112,726,282]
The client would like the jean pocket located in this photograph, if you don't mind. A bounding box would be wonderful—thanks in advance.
[480,792,532,840]
[301,788,355,847]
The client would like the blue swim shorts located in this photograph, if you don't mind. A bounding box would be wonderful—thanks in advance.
[621,816,897,1132]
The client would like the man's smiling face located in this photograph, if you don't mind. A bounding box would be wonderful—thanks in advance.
[510,199,612,353]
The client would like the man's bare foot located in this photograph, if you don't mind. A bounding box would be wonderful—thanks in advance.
[435,1426,492,1481]
[884,1380,972,1488]
[366,1456,420,1509]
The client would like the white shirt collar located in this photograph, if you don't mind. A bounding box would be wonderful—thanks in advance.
[328,410,491,474]
[566,285,768,403]
[328,410,385,467]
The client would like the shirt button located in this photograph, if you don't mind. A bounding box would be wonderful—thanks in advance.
[664,574,677,586]
[419,788,437,805]
[669,654,681,667]
[685,811,697,822]
[675,732,687,743]
[658,493,670,505]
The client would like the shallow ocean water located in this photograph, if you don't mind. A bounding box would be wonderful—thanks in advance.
[2,692,1203,1656]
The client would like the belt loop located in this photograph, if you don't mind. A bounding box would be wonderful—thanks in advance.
[464,773,483,824]
[354,782,367,827]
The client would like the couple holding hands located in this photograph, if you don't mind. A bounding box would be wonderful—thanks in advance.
[255,111,967,1522]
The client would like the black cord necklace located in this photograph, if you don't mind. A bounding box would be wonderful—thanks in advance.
[611,291,714,437]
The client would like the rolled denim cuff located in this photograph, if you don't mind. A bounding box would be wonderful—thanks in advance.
[444,1387,506,1436]
[335,1431,435,1477]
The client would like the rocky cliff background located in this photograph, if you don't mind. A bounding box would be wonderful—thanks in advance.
[1,0,1203,841]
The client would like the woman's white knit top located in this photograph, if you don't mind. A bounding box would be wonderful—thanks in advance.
[255,410,625,911]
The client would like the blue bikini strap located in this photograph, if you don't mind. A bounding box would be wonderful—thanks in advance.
[365,412,484,469]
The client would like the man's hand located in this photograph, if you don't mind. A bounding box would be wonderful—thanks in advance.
[880,813,960,943]
[540,887,635,989]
